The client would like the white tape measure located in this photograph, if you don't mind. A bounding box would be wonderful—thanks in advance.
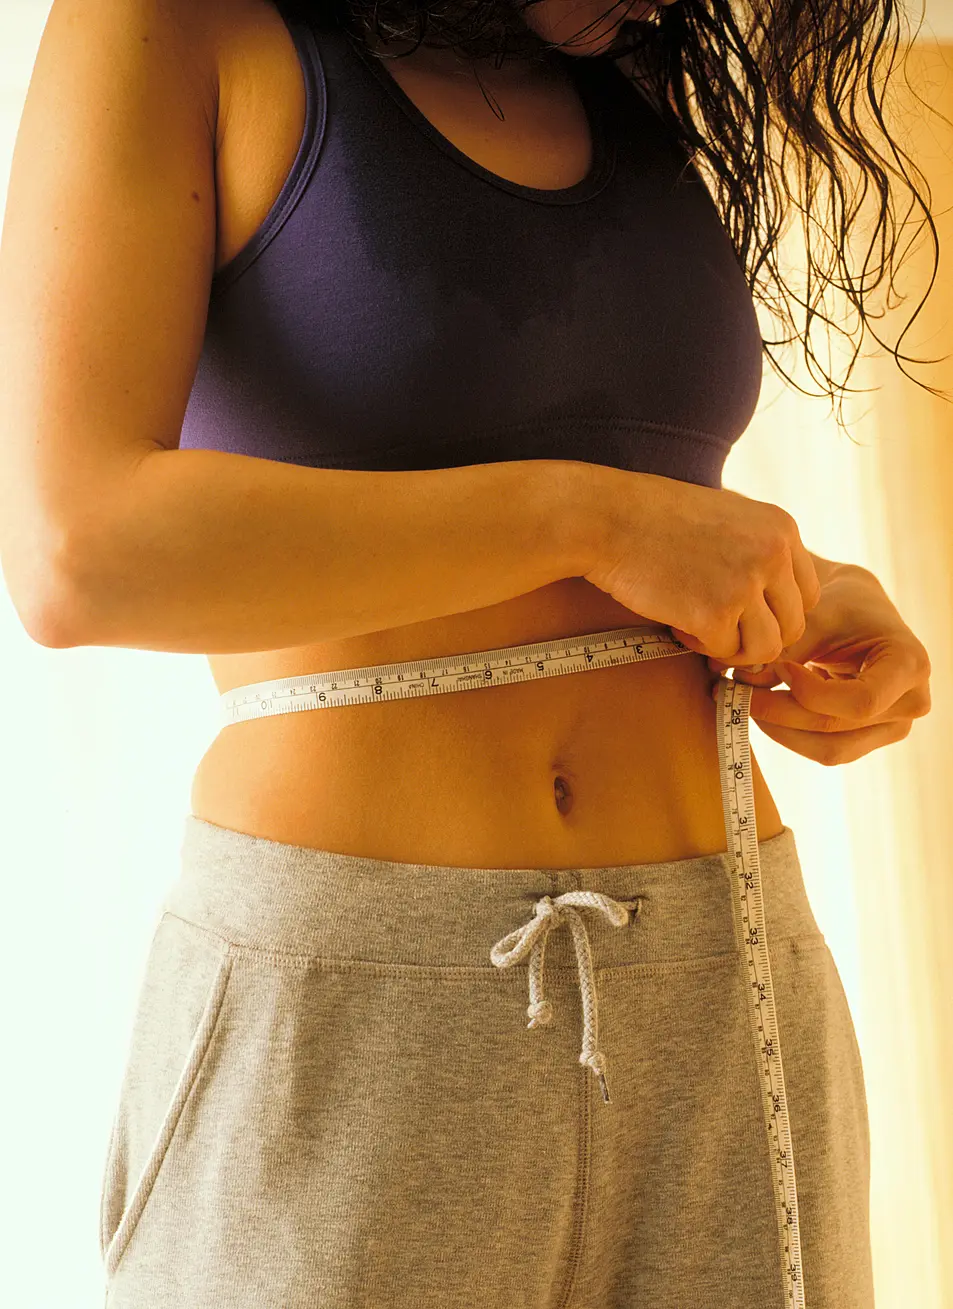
[221,623,804,1308]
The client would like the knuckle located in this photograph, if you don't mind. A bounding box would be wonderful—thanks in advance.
[770,506,799,544]
[913,692,932,718]
[697,610,739,658]
[763,532,792,566]
[818,739,843,766]
[907,643,931,679]
[763,499,792,529]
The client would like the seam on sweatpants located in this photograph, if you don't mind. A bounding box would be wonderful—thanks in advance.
[555,1063,593,1309]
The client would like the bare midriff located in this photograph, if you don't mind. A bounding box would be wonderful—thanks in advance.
[191,2,784,868]
[192,579,784,867]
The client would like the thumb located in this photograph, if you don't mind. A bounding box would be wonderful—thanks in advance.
[725,662,782,686]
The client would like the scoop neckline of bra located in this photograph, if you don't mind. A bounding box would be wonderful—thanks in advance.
[341,28,617,205]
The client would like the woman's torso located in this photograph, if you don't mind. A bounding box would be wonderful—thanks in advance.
[190,0,783,868]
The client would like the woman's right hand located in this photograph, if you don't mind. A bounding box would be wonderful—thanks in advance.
[580,466,823,666]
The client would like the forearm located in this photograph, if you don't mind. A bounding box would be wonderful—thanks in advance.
[55,451,599,654]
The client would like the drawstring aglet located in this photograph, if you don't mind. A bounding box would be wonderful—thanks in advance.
[585,1050,612,1105]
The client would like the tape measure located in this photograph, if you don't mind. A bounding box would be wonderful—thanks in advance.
[221,623,804,1308]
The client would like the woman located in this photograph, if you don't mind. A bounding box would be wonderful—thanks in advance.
[0,0,937,1304]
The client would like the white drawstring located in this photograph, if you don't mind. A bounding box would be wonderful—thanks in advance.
[490,889,644,1105]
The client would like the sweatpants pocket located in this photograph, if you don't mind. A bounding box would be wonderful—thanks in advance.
[100,942,587,1309]
[99,913,234,1279]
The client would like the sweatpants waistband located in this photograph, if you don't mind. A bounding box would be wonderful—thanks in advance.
[167,815,819,975]
[166,815,822,1103]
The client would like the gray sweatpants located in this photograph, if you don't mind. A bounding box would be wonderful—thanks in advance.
[99,814,874,1308]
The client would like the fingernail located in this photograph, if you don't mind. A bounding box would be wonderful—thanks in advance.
[749,664,765,673]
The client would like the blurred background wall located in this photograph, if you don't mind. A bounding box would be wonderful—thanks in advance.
[1,2,951,1306]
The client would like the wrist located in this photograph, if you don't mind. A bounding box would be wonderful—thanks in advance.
[544,459,612,580]
[814,555,879,589]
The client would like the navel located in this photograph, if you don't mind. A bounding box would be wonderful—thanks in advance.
[553,774,574,816]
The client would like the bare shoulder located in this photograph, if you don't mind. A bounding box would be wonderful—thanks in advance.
[40,0,301,131]
[40,0,224,126]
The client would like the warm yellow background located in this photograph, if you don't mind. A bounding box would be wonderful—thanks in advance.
[721,37,953,1309]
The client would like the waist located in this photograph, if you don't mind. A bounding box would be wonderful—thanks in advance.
[205,577,671,704]
[191,632,783,867]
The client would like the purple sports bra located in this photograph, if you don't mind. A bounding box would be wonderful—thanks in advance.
[178,8,764,487]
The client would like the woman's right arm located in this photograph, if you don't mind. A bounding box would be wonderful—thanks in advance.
[59,450,599,654]
[0,0,601,654]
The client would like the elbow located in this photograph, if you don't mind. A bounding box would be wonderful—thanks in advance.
[1,536,89,649]
[8,582,87,649]
[24,595,86,648]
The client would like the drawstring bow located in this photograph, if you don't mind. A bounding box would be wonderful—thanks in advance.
[489,889,644,1105]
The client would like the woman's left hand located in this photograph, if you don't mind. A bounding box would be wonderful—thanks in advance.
[706,566,933,765]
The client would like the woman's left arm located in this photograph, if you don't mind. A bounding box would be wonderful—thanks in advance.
[707,552,934,765]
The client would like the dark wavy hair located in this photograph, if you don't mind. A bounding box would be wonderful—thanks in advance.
[284,0,951,434]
